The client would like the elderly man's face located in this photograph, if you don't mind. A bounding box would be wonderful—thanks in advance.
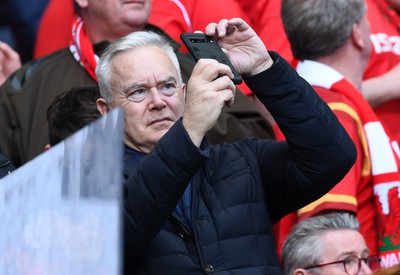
[83,0,152,39]
[109,46,185,153]
[310,229,373,275]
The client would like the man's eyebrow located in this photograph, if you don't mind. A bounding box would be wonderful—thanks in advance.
[158,76,178,84]
[361,248,370,257]
[121,83,146,94]
[337,248,369,259]
[121,76,178,94]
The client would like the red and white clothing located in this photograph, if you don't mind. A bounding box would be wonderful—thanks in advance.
[148,0,253,95]
[69,16,99,82]
[34,0,251,58]
[365,0,400,144]
[274,60,400,267]
[148,0,252,53]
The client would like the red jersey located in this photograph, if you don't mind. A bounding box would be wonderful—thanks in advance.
[365,0,400,144]
[34,0,251,59]
[148,0,252,52]
[148,0,254,95]
[274,61,378,261]
[273,88,377,259]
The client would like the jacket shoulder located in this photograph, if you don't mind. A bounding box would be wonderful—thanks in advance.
[1,48,81,94]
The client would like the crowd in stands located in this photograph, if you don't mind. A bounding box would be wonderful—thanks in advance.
[1,0,400,274]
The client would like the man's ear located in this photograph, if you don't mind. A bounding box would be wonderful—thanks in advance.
[351,22,364,50]
[97,98,110,115]
[44,144,51,151]
[182,83,187,101]
[74,0,88,9]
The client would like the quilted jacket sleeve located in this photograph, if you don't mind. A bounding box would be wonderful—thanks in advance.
[244,52,357,222]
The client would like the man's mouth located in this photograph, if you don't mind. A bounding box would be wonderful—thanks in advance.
[149,118,172,126]
[123,0,144,5]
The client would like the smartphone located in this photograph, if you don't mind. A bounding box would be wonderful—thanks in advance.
[180,33,242,84]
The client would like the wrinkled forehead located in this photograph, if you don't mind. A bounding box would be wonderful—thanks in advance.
[319,229,368,256]
[109,46,180,88]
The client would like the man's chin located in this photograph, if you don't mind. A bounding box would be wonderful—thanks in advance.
[121,6,149,24]
[148,126,169,139]
[155,128,169,138]
[151,120,174,130]
[147,121,174,139]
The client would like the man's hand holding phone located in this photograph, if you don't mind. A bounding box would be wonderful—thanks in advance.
[204,18,273,77]
[180,33,242,84]
[182,58,236,147]
[181,17,273,146]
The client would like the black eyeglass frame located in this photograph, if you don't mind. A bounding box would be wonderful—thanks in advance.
[304,255,380,275]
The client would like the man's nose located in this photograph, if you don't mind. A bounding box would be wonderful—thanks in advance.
[148,88,166,109]
[359,261,373,275]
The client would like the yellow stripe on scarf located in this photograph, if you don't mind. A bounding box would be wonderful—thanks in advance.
[328,102,371,177]
[298,193,357,216]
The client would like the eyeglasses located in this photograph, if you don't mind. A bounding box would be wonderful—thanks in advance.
[125,82,180,103]
[304,255,380,275]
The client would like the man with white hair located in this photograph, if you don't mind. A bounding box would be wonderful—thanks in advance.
[95,18,356,274]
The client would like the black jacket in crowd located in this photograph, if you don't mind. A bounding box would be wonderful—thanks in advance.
[122,53,357,274]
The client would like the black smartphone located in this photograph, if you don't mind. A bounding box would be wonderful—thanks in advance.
[180,33,242,84]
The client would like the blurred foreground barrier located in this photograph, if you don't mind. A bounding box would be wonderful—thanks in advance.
[0,109,124,275]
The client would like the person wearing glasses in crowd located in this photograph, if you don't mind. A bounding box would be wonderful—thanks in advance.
[281,212,380,275]
[94,17,356,273]
[0,0,274,168]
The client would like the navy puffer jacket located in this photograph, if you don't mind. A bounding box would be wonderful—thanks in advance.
[123,53,357,274]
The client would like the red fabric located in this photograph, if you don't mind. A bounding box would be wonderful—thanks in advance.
[149,0,252,53]
[272,212,297,264]
[275,55,400,266]
[312,85,378,257]
[69,16,98,82]
[34,0,254,95]
[148,0,254,95]
[149,0,190,51]
[365,0,400,144]
[36,0,252,58]
[328,80,400,266]
[273,85,377,259]
[34,0,76,58]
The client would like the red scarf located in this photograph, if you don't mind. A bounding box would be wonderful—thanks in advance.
[69,16,99,82]
[297,60,400,267]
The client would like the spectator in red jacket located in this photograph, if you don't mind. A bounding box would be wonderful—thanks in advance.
[275,0,400,268]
